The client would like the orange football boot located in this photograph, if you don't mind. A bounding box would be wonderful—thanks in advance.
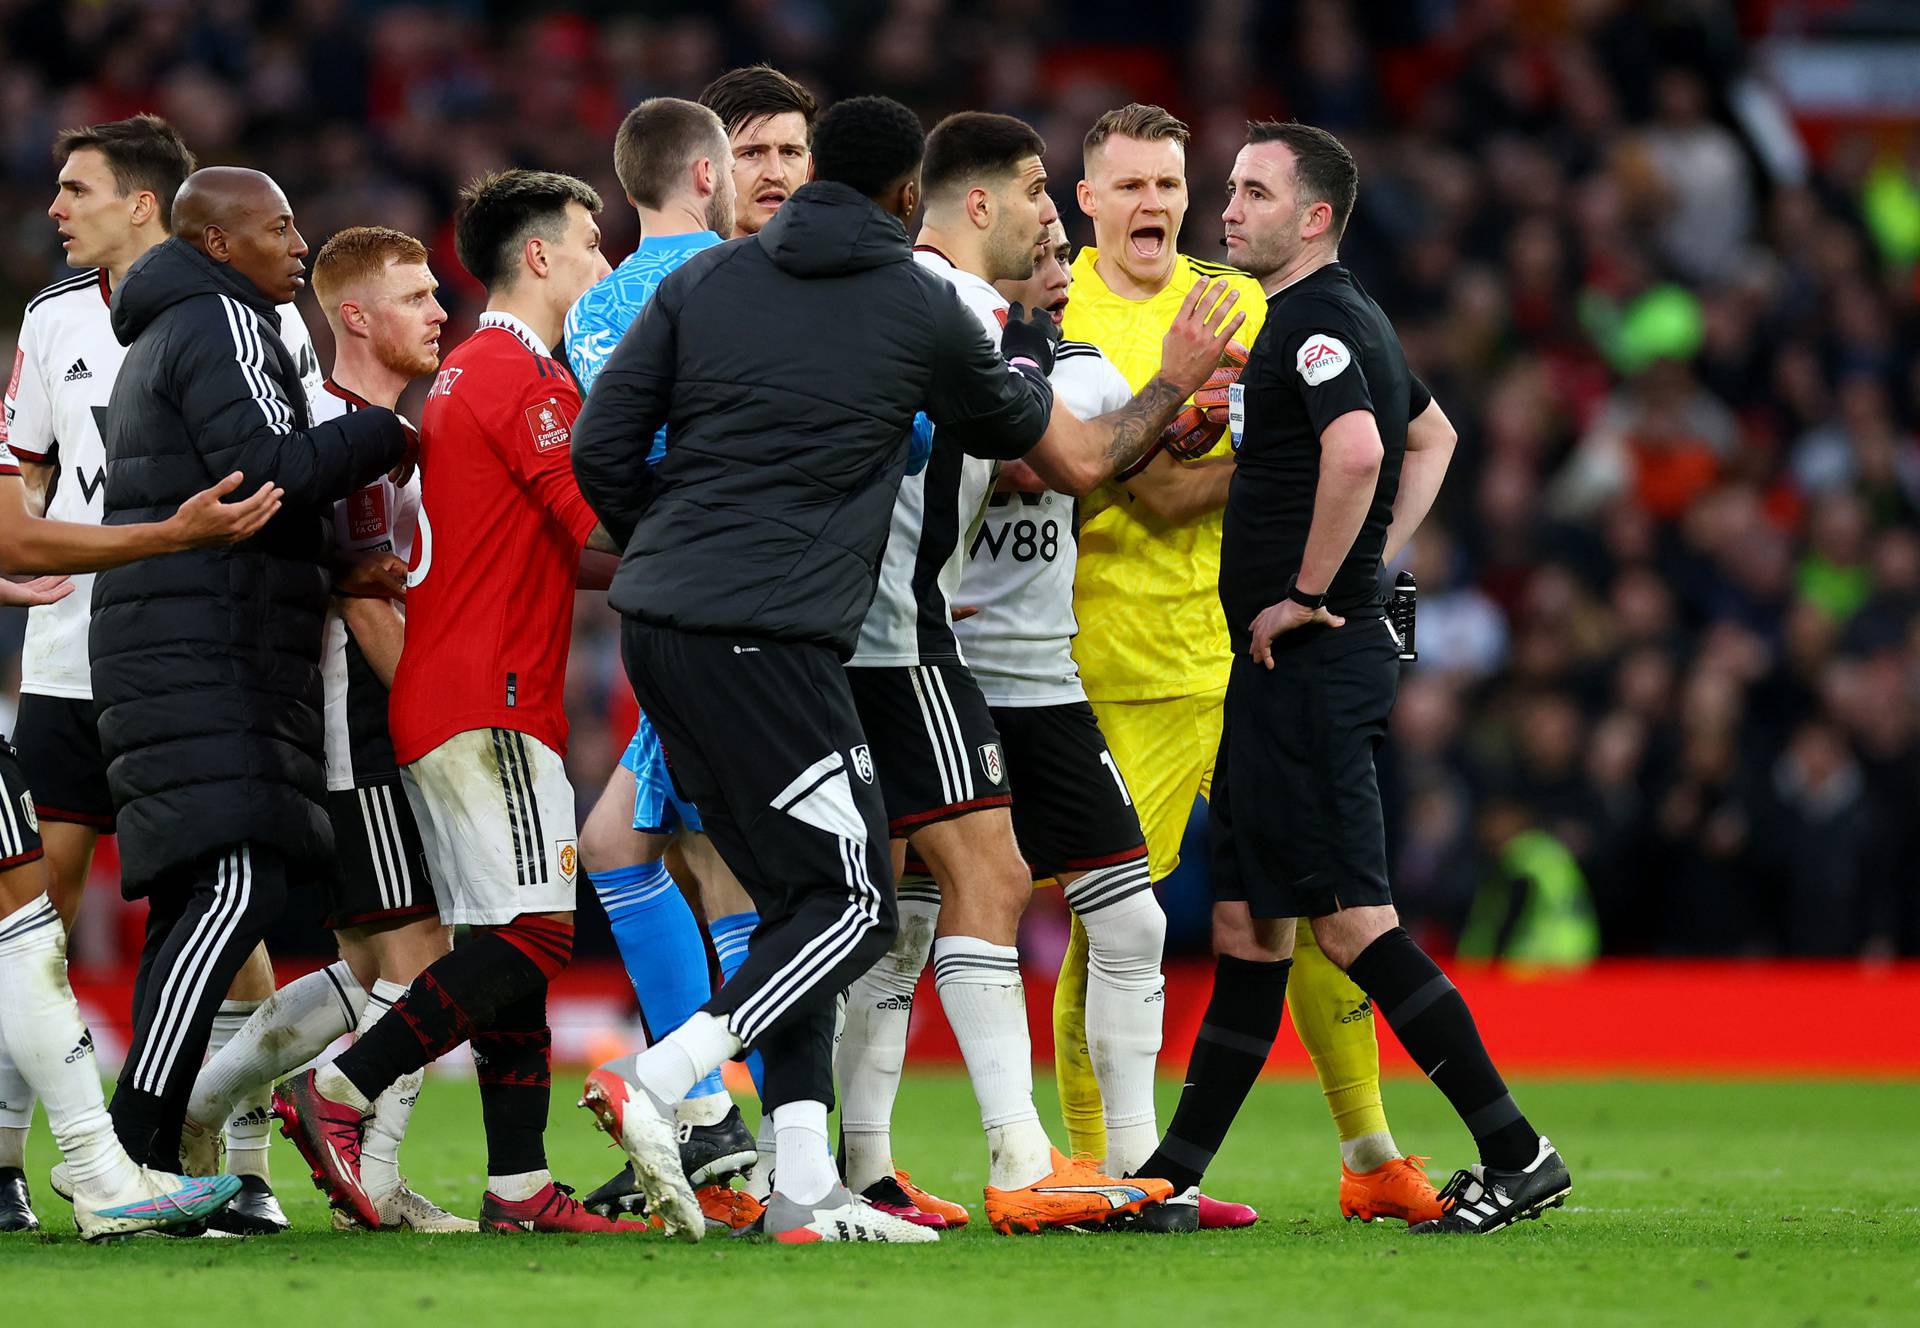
[1340,1154,1443,1225]
[983,1149,1172,1235]
[644,1185,765,1233]
[896,1170,969,1228]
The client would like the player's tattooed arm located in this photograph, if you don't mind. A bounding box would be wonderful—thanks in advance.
[1098,373,1188,473]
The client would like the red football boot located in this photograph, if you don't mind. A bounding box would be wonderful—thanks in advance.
[481,1181,653,1233]
[272,1069,378,1230]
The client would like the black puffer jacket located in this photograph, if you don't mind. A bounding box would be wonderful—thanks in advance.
[571,180,1053,658]
[92,237,405,894]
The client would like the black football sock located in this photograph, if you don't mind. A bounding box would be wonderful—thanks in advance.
[474,985,553,1180]
[1345,927,1537,1172]
[1136,955,1291,1192]
[333,932,547,1102]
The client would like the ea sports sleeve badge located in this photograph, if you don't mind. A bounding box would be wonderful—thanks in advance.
[1296,334,1352,385]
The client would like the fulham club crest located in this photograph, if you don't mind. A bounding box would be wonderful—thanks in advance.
[851,744,875,784]
[979,742,1005,787]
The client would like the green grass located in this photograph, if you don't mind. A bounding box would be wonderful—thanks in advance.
[4,1073,1917,1326]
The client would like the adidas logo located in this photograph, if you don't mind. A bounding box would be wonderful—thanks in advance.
[873,995,912,1011]
[1338,999,1374,1025]
[64,1029,95,1064]
[231,1106,273,1127]
[63,358,91,382]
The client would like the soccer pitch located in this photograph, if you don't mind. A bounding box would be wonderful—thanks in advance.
[3,1073,1915,1327]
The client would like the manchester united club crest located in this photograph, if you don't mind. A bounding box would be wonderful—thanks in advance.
[557,840,578,883]
[851,744,875,784]
[979,742,1005,787]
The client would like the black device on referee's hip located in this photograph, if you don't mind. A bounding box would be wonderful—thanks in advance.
[1387,570,1417,661]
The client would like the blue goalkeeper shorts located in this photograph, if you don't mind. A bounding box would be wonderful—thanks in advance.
[621,714,703,835]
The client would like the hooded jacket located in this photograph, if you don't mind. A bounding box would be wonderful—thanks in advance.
[571,180,1053,658]
[91,237,404,893]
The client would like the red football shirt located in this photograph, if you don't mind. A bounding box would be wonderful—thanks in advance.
[389,312,599,765]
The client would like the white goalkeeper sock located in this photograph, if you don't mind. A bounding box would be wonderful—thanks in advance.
[771,1099,836,1206]
[0,897,136,1192]
[1066,862,1166,1177]
[190,960,365,1131]
[356,980,419,1200]
[933,935,1050,1190]
[836,880,939,1193]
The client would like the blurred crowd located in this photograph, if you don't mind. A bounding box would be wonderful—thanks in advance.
[2,1,1916,960]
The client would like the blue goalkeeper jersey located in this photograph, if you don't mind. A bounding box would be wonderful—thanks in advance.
[564,229,724,461]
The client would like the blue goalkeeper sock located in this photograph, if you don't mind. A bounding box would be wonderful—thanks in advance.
[709,910,765,1097]
[589,860,727,1101]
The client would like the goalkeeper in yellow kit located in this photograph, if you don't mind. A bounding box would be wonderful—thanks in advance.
[1058,104,1439,1224]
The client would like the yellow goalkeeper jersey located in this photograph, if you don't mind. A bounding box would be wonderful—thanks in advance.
[1062,248,1269,701]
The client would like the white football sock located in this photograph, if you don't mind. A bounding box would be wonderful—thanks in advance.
[189,960,365,1129]
[0,897,136,1192]
[625,1011,740,1109]
[836,881,939,1193]
[771,1099,836,1206]
[205,998,272,1178]
[745,1111,777,1200]
[313,1061,373,1115]
[0,1036,35,1166]
[675,1091,732,1128]
[1341,1130,1403,1173]
[1066,862,1166,1177]
[488,1168,551,1203]
[356,980,418,1200]
[932,935,1050,1189]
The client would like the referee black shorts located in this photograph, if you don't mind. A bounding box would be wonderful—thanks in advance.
[846,662,1012,838]
[992,701,1146,879]
[1212,619,1399,919]
[323,778,436,931]
[11,693,114,831]
[0,738,47,872]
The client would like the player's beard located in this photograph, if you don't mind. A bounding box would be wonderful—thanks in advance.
[706,189,736,239]
[986,217,1040,284]
[375,334,438,380]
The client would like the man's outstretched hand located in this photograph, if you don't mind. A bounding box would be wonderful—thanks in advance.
[0,575,74,608]
[167,472,284,549]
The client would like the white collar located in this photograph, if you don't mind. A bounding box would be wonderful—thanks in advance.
[477,309,552,358]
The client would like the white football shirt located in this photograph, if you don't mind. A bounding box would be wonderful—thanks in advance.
[849,247,1005,669]
[1,269,321,699]
[955,341,1132,705]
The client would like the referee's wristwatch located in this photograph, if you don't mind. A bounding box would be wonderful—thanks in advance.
[1286,574,1327,613]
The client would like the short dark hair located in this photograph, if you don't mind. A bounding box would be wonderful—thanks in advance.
[51,114,196,228]
[614,98,728,210]
[1246,120,1359,239]
[1083,103,1188,173]
[454,169,602,290]
[922,112,1047,201]
[699,65,819,138]
[811,96,924,200]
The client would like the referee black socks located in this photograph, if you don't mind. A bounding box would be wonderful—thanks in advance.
[1137,954,1292,1193]
[1345,927,1537,1172]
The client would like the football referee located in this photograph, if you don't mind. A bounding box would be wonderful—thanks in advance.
[1132,122,1572,1234]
